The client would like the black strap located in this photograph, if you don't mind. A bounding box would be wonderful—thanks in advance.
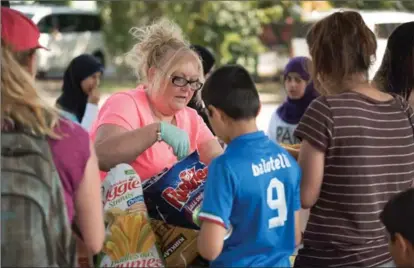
[72,222,83,240]
[1,1,10,7]
[69,234,77,267]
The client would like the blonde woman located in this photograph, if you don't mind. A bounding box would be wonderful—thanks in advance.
[91,18,223,180]
[1,7,104,254]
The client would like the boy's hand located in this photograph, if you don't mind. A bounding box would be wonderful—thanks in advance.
[88,88,100,105]
[197,221,226,261]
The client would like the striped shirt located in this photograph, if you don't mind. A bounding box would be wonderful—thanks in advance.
[294,92,414,267]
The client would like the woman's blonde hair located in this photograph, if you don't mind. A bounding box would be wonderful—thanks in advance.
[125,18,204,93]
[1,41,60,138]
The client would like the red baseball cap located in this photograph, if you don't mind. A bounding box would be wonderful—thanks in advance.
[1,7,49,51]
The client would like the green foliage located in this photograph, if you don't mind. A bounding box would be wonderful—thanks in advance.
[99,1,287,75]
[329,0,414,11]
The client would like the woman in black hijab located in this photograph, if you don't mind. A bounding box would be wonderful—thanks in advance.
[56,54,104,130]
[189,45,216,133]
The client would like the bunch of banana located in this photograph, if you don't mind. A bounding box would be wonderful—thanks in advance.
[104,207,124,226]
[280,143,301,160]
[290,255,297,267]
[280,143,301,150]
[102,211,156,261]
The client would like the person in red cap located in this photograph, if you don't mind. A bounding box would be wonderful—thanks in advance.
[1,6,105,266]
[1,6,48,77]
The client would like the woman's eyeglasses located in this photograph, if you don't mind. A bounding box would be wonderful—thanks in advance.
[171,76,203,91]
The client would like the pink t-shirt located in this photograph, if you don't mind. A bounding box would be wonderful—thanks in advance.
[90,86,215,181]
[48,119,90,223]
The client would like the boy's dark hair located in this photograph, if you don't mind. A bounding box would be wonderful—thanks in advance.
[379,188,414,245]
[191,44,215,76]
[201,64,260,120]
[306,11,377,95]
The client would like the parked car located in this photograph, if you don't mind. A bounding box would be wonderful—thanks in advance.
[256,49,290,82]
[257,22,293,81]
[11,4,109,78]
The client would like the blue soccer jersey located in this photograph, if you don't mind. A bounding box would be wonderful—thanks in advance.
[199,131,301,267]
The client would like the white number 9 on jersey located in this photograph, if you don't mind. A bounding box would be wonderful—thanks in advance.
[267,178,288,229]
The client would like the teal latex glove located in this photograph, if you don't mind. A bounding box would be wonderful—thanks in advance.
[160,121,190,160]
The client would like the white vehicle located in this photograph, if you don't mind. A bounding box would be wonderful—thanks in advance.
[257,50,289,80]
[291,9,414,80]
[11,4,108,78]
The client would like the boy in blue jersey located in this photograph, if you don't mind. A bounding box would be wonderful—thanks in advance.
[197,64,302,267]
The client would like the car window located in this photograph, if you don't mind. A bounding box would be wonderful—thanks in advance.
[37,15,56,33]
[23,13,34,19]
[56,14,80,33]
[77,14,102,32]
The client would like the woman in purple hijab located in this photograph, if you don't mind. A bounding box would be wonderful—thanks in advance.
[267,56,319,145]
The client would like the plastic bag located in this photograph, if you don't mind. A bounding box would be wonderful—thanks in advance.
[150,219,200,267]
[76,236,93,268]
[97,164,164,268]
[142,151,209,267]
[142,151,207,230]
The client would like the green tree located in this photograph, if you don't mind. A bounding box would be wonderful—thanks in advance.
[99,1,286,75]
[329,0,397,10]
[397,0,414,11]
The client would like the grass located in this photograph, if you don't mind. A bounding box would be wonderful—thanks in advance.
[256,82,282,94]
[100,79,137,93]
[36,78,283,97]
[35,78,137,94]
[100,80,283,94]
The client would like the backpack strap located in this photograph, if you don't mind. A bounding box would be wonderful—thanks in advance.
[72,221,83,240]
[43,137,77,268]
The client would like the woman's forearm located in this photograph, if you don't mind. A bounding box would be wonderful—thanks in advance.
[95,123,159,171]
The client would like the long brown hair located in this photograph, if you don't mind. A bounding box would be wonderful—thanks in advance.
[373,22,414,100]
[307,11,377,95]
[1,40,60,138]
